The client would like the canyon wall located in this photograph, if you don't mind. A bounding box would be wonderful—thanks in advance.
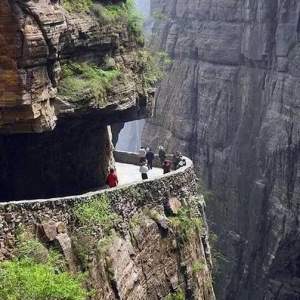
[0,156,215,300]
[0,0,154,200]
[142,0,300,299]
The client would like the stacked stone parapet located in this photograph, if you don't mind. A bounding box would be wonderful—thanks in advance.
[0,152,197,259]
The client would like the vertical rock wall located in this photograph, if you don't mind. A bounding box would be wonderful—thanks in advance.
[0,119,113,201]
[142,0,300,299]
[0,0,154,200]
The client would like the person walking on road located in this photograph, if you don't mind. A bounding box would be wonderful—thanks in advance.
[146,148,155,170]
[106,168,119,188]
[139,160,148,180]
[158,146,166,166]
[138,146,147,164]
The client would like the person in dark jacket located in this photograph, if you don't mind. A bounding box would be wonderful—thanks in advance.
[158,146,166,166]
[163,160,171,174]
[173,151,181,170]
[146,148,155,170]
[106,168,118,188]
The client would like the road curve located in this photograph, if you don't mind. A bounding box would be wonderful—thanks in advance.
[115,162,164,185]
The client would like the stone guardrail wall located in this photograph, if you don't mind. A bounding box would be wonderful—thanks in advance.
[0,152,197,257]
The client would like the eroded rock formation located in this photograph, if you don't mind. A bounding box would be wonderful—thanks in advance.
[142,0,300,299]
[0,158,215,299]
[0,0,154,200]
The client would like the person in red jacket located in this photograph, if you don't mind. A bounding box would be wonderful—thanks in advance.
[163,160,172,174]
[106,168,119,188]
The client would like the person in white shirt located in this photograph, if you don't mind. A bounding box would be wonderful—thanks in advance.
[139,160,148,180]
[138,147,147,164]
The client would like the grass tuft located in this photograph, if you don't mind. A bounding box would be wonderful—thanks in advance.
[59,62,120,104]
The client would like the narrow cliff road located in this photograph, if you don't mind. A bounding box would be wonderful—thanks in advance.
[115,162,164,185]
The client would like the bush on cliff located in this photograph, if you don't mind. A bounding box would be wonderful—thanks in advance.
[0,258,87,300]
[59,62,120,104]
[170,206,202,246]
[91,0,142,31]
[63,0,93,13]
[73,195,118,233]
[138,50,173,84]
[163,289,185,300]
[71,195,118,269]
[63,0,143,38]
[0,233,88,300]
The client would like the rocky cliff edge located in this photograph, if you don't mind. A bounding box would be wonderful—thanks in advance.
[0,0,154,133]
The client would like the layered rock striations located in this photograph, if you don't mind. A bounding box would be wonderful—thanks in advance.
[0,157,215,299]
[0,0,154,200]
[142,0,300,299]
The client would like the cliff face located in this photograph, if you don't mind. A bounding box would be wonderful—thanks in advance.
[0,0,154,200]
[142,1,300,299]
[0,158,215,299]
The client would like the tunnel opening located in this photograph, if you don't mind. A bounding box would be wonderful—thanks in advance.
[115,119,145,152]
[0,117,113,202]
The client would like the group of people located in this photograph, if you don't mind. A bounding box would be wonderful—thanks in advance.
[138,147,155,180]
[105,146,187,187]
[139,146,186,180]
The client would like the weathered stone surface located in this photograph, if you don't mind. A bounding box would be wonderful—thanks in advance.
[56,221,67,234]
[0,122,113,201]
[42,220,57,241]
[0,0,154,200]
[55,233,76,271]
[166,197,181,215]
[0,0,154,134]
[0,159,215,299]
[142,0,300,299]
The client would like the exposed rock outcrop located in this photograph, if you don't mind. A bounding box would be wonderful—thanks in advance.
[0,0,154,200]
[0,0,153,133]
[142,0,300,299]
[0,158,215,299]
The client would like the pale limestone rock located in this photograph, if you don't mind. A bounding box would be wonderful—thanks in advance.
[55,233,76,271]
[167,198,181,215]
[42,220,57,241]
[56,221,67,234]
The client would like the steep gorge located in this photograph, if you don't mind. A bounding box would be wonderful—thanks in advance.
[142,0,300,299]
[0,1,216,299]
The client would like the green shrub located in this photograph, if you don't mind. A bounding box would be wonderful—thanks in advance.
[91,0,143,37]
[125,0,143,35]
[63,0,93,13]
[138,50,172,84]
[73,195,118,233]
[192,260,205,272]
[59,62,120,104]
[1,232,86,300]
[63,0,144,40]
[144,207,160,221]
[0,258,87,300]
[163,289,185,300]
[91,3,125,23]
[170,207,202,246]
[129,215,142,228]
